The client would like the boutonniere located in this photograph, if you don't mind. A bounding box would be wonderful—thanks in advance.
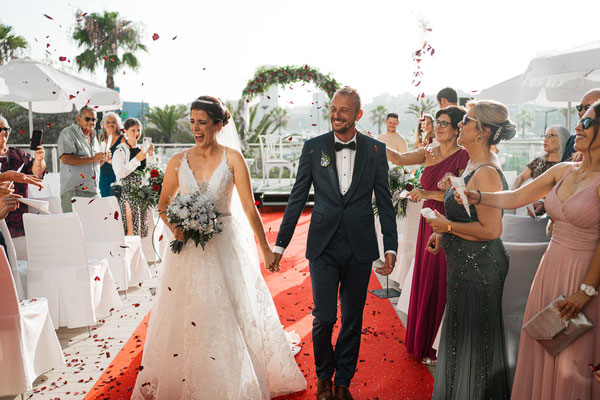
[321,151,331,168]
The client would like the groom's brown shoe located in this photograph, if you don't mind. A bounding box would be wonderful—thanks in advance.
[334,385,353,400]
[316,378,334,400]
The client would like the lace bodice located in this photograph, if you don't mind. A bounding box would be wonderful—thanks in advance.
[178,149,234,214]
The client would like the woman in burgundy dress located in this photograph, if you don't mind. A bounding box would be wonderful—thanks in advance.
[387,106,469,364]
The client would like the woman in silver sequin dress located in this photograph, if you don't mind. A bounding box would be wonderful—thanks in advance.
[425,100,516,399]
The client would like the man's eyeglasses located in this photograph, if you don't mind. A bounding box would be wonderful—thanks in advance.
[0,127,11,134]
[83,116,98,122]
[461,114,477,125]
[434,120,452,128]
[576,104,591,113]
[577,117,600,130]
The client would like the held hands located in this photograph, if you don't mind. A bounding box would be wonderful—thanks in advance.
[262,247,277,273]
[268,252,282,272]
[425,210,450,234]
[426,233,442,254]
[558,290,592,320]
[375,252,396,275]
[34,146,45,162]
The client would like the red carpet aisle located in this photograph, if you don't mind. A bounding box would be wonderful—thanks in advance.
[86,208,433,400]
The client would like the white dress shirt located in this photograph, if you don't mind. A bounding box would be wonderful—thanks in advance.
[274,133,396,258]
[334,135,356,195]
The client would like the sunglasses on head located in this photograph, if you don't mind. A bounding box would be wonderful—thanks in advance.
[84,116,98,122]
[577,117,599,130]
[0,127,11,134]
[576,104,591,113]
[461,114,477,125]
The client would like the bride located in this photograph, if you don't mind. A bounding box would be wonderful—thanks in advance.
[132,96,307,399]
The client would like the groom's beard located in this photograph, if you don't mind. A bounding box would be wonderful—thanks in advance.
[331,117,356,135]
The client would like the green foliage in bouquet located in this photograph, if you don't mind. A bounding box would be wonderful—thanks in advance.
[130,165,164,211]
[374,166,423,219]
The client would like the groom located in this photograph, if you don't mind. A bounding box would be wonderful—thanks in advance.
[270,86,398,400]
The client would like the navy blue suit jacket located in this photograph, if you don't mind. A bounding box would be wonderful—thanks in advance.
[275,131,398,263]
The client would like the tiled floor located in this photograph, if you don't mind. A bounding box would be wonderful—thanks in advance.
[2,262,432,400]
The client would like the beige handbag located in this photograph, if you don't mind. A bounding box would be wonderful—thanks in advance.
[523,295,594,357]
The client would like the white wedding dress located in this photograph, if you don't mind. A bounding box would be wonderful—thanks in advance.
[132,149,307,399]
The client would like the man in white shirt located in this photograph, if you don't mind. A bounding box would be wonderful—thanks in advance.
[270,86,397,400]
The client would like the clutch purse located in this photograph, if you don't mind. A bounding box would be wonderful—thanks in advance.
[523,294,594,357]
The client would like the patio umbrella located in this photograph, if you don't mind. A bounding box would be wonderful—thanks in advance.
[0,77,7,95]
[0,58,122,137]
[522,40,600,89]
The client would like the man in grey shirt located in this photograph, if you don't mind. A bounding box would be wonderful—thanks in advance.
[57,106,107,212]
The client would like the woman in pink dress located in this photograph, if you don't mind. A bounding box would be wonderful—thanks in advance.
[458,101,600,400]
[387,106,469,364]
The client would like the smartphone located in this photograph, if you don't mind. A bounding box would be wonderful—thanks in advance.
[30,129,43,150]
[143,137,152,152]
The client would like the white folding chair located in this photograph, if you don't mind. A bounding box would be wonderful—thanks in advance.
[0,247,65,396]
[0,219,27,299]
[28,172,62,214]
[72,196,151,292]
[23,213,122,329]
[259,135,297,187]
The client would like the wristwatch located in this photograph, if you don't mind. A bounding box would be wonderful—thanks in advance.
[580,283,599,297]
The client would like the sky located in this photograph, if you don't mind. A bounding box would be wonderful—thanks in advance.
[3,0,600,109]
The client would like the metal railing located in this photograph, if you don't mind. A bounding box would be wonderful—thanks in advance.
[18,139,544,177]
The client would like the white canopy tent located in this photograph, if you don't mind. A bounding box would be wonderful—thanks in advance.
[0,58,122,137]
[479,41,600,128]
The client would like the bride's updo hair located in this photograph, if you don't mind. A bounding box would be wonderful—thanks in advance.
[467,99,517,145]
[190,96,231,127]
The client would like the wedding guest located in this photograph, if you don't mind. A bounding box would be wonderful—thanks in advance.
[513,126,570,217]
[415,114,434,148]
[425,100,515,399]
[386,106,469,365]
[58,106,107,212]
[0,115,46,258]
[113,118,155,237]
[377,113,407,153]
[436,87,458,109]
[562,89,600,161]
[99,112,125,197]
[458,100,600,400]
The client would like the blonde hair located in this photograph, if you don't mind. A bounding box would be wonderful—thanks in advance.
[466,99,516,145]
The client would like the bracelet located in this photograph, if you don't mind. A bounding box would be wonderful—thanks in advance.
[476,190,482,205]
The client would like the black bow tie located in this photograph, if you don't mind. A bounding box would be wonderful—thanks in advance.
[335,141,356,151]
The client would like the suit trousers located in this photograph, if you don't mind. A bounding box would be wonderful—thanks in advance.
[310,220,372,386]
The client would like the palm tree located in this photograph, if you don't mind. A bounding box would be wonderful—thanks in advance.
[405,98,437,119]
[0,22,27,64]
[146,104,188,143]
[515,109,535,136]
[370,105,388,134]
[72,11,147,88]
[271,107,289,135]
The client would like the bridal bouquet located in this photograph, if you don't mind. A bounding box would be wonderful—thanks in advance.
[165,192,224,254]
[374,166,423,219]
[131,164,165,211]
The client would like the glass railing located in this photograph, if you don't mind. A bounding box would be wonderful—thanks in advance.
[12,139,544,177]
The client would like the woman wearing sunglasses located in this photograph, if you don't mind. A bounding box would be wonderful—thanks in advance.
[386,106,469,366]
[0,115,46,259]
[455,101,600,400]
[424,100,515,399]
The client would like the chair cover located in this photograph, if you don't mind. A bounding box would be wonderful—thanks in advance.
[23,213,122,328]
[501,214,550,243]
[0,219,26,299]
[502,241,548,389]
[0,247,64,396]
[72,196,151,290]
